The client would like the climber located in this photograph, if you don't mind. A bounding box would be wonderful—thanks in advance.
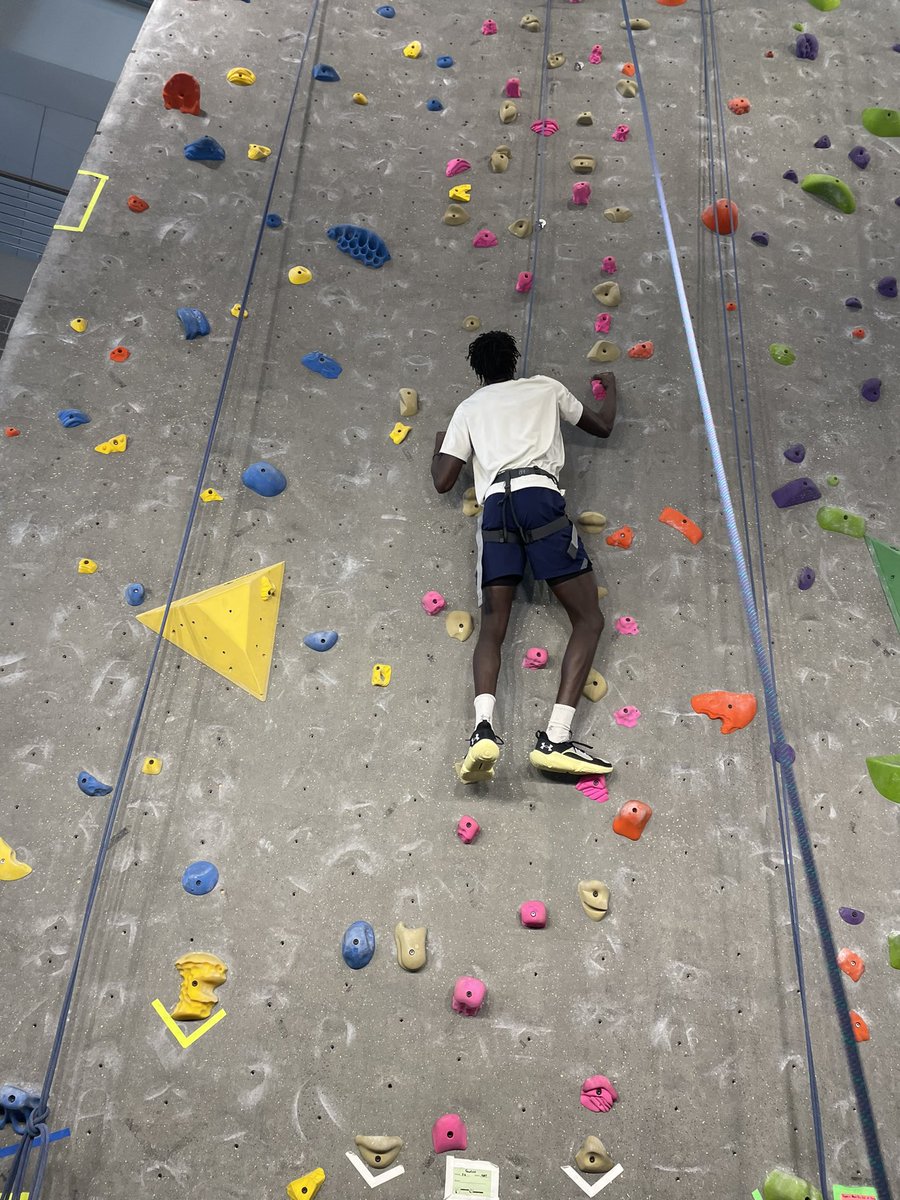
[431,330,618,782]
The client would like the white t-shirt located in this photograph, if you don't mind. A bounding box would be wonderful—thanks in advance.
[440,375,584,504]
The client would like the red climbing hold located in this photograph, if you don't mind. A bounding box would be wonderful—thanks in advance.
[658,506,703,544]
[726,301,737,311]
[627,341,654,359]
[851,327,866,339]
[727,97,751,115]
[127,195,149,213]
[109,346,131,362]
[837,948,865,982]
[605,525,633,549]
[162,72,202,115]
[5,427,21,438]
[702,199,738,234]
[621,62,635,77]
[612,800,652,840]
[690,691,757,734]
[849,1010,870,1042]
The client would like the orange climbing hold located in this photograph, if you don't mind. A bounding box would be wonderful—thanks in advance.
[659,506,703,544]
[702,199,738,234]
[851,327,866,339]
[726,301,737,312]
[837,948,865,982]
[849,1010,870,1042]
[621,62,635,77]
[127,195,149,213]
[109,346,130,362]
[691,691,757,734]
[657,0,687,5]
[627,341,654,359]
[5,427,20,438]
[606,526,633,549]
[613,800,652,841]
[727,97,751,115]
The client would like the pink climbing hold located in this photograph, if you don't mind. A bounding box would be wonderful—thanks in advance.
[446,158,471,177]
[531,118,559,136]
[612,124,630,142]
[576,776,610,803]
[472,229,498,247]
[601,256,617,274]
[505,77,521,97]
[580,1075,618,1114]
[516,271,534,294]
[572,181,592,206]
[591,374,607,398]
[421,590,447,614]
[456,815,480,844]
[615,615,639,635]
[594,313,611,335]
[614,706,641,728]
[589,45,603,64]
[482,18,498,34]
[432,1114,468,1153]
[519,900,548,927]
[452,977,486,1016]
[522,647,548,669]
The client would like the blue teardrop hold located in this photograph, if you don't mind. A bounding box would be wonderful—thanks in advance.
[58,409,91,427]
[182,860,220,896]
[436,55,454,68]
[342,920,376,969]
[78,771,113,797]
[125,583,145,606]
[241,461,287,497]
[265,213,283,228]
[184,135,226,161]
[326,223,391,269]
[302,351,343,378]
[313,63,340,82]
[304,630,339,652]
[176,307,210,340]
[375,4,395,15]
[797,567,816,591]
[426,98,444,112]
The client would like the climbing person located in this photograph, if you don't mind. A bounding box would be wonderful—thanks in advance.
[431,329,618,782]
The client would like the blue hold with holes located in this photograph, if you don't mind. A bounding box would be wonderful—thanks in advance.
[302,351,343,379]
[182,860,219,896]
[313,63,340,82]
[184,135,226,161]
[266,213,283,228]
[125,583,145,606]
[326,224,391,269]
[241,461,287,497]
[342,920,376,969]
[58,409,91,427]
[77,771,112,797]
[0,1086,41,1136]
[426,98,444,112]
[304,630,339,652]
[436,55,454,68]
[176,307,210,340]
[375,4,395,16]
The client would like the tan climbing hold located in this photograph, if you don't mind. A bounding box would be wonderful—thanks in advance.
[446,610,474,641]
[576,112,594,126]
[570,154,596,175]
[520,13,542,31]
[399,388,419,417]
[463,316,481,332]
[578,880,610,920]
[577,511,607,533]
[500,100,518,124]
[490,145,512,173]
[355,1136,403,1170]
[592,281,621,307]
[583,669,609,701]
[395,922,427,971]
[547,52,566,68]
[597,585,609,600]
[604,206,632,223]
[576,1136,614,1173]
[508,217,533,238]
[462,487,482,517]
[617,78,639,98]
[443,204,470,226]
[587,340,621,363]
[621,16,650,29]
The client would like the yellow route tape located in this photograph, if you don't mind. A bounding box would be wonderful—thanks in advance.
[150,998,226,1048]
[53,169,109,233]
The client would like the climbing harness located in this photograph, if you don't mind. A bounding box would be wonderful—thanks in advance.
[481,467,579,559]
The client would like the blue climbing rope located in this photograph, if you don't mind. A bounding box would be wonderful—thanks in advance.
[618,3,892,1197]
[0,3,324,1197]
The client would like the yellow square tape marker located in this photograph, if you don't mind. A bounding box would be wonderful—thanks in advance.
[54,169,109,233]
[151,998,226,1048]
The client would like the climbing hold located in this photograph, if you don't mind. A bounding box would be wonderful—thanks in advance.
[570,155,596,175]
[613,799,652,840]
[200,487,222,502]
[452,977,486,1015]
[395,922,426,971]
[861,106,900,137]
[839,907,865,925]
[489,146,511,173]
[620,62,636,77]
[266,213,283,228]
[310,63,340,82]
[482,19,498,34]
[288,266,313,286]
[4,427,19,437]
[547,52,566,69]
[432,1114,467,1153]
[877,276,898,298]
[836,948,865,982]
[848,145,870,169]
[181,860,219,896]
[141,755,161,774]
[577,112,594,126]
[783,443,806,463]
[815,133,833,149]
[125,583,145,606]
[375,3,395,14]
[462,316,481,331]
[371,663,391,686]
[889,932,900,969]
[783,169,799,183]
[519,901,547,928]
[109,346,130,362]
[499,101,518,124]
[701,199,739,234]
[162,71,201,115]
[614,706,641,727]
[572,182,591,206]
[531,119,559,136]
[355,1137,403,1170]
[442,204,469,226]
[576,776,609,803]
[800,173,856,213]
[690,691,757,733]
[769,343,796,366]
[58,410,89,427]
[422,591,446,615]
[286,1170,325,1200]
[577,512,607,533]
[589,45,603,64]
[448,183,472,202]
[399,388,418,416]
[725,302,737,312]
[603,205,632,222]
[508,218,533,238]
[259,575,277,602]
[867,536,900,634]
[184,135,226,161]
[826,475,839,487]
[866,754,900,802]
[622,15,650,28]
[226,66,256,85]
[627,341,654,359]
[389,422,411,444]
[230,304,248,319]
[816,506,866,537]
[352,93,368,105]
[860,377,881,402]
[751,231,769,246]
[77,771,112,796]
[612,124,630,142]
[582,670,608,702]
[69,316,87,333]
[302,351,342,378]
[304,630,339,652]
[436,55,454,69]
[462,488,482,517]
[605,525,633,548]
[794,32,819,59]
[176,307,210,340]
[342,921,376,970]
[575,1137,614,1175]
[446,611,474,641]
[578,881,609,922]
[588,340,621,363]
[593,314,611,335]
[806,0,840,8]
[797,567,816,591]
[0,837,32,881]
[616,78,639,98]
[127,195,149,213]
[446,158,471,177]
[426,98,443,112]
[505,78,521,98]
[580,1076,618,1113]
[515,272,534,293]
[472,229,498,247]
[327,223,390,268]
[762,1170,823,1200]
[520,13,542,31]
[771,478,821,508]
[658,506,703,544]
[522,647,548,669]
[456,816,480,843]
[402,41,422,58]
[850,327,866,339]
[849,1010,870,1042]
[615,616,639,636]
[94,435,127,454]
[77,558,98,574]
[241,462,286,497]
[727,97,751,115]
[247,143,271,160]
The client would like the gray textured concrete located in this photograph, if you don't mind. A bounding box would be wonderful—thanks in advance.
[1,2,898,1198]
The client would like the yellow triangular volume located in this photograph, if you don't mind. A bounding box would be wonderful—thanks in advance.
[137,563,284,700]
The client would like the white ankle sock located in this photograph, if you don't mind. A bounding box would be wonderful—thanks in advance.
[547,703,576,744]
[474,694,496,727]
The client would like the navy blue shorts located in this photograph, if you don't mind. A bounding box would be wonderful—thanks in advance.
[477,486,592,598]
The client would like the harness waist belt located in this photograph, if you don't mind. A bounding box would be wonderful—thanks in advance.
[481,514,572,545]
[482,467,578,559]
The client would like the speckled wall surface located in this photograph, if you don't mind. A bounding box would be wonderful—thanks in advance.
[0,2,898,1198]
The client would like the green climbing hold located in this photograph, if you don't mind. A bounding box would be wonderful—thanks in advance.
[866,755,900,803]
[800,173,857,214]
[763,1169,823,1200]
[791,22,804,31]
[806,0,840,10]
[769,343,796,365]
[889,931,900,969]
[826,475,839,487]
[861,107,900,137]
[866,535,900,634]
[816,506,866,538]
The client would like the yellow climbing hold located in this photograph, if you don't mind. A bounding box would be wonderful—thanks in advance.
[389,422,411,444]
[94,434,127,454]
[352,92,369,105]
[286,1169,326,1200]
[259,575,277,601]
[372,663,392,687]
[227,66,256,85]
[200,488,222,502]
[142,756,162,775]
[230,304,249,318]
[247,143,272,160]
[136,562,284,701]
[448,184,471,202]
[288,265,313,285]
[403,41,422,58]
[78,558,98,574]
[0,836,32,881]
[69,317,87,333]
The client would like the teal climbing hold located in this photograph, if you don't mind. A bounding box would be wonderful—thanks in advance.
[866,755,900,803]
[866,535,900,634]
[816,506,866,538]
[800,173,856,213]
[861,107,900,137]
[769,343,796,365]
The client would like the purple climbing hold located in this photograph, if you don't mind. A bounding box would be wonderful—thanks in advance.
[750,231,769,246]
[771,742,796,766]
[783,169,799,183]
[797,567,816,591]
[784,443,806,464]
[848,145,870,169]
[839,906,865,925]
[844,296,862,309]
[876,276,898,298]
[860,378,882,402]
[814,134,831,149]
[772,478,822,509]
[895,196,900,206]
[795,32,819,60]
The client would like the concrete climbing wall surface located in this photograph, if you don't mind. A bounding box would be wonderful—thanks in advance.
[0,0,898,1197]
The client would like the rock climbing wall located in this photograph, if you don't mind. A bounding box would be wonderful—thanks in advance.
[0,1,898,1198]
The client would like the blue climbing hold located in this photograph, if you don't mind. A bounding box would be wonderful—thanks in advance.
[125,583,145,606]
[772,478,822,509]
[302,351,343,378]
[313,63,340,82]
[265,213,283,228]
[182,860,219,896]
[795,32,819,60]
[58,409,90,427]
[184,135,226,161]
[375,4,395,15]
[844,296,862,309]
[783,169,799,183]
[814,134,831,149]
[176,307,210,340]
[797,567,816,590]
[750,231,769,246]
[426,98,444,112]
[241,461,287,497]
[860,378,882,402]
[342,920,376,969]
[436,55,454,69]
[784,443,806,464]
[848,145,871,169]
[326,223,391,269]
[304,630,339,652]
[78,771,113,797]
[0,1087,41,1136]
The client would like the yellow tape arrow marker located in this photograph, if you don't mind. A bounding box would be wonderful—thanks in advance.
[151,998,226,1048]
[54,170,109,233]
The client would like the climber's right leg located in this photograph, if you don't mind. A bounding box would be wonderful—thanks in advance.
[457,581,517,783]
